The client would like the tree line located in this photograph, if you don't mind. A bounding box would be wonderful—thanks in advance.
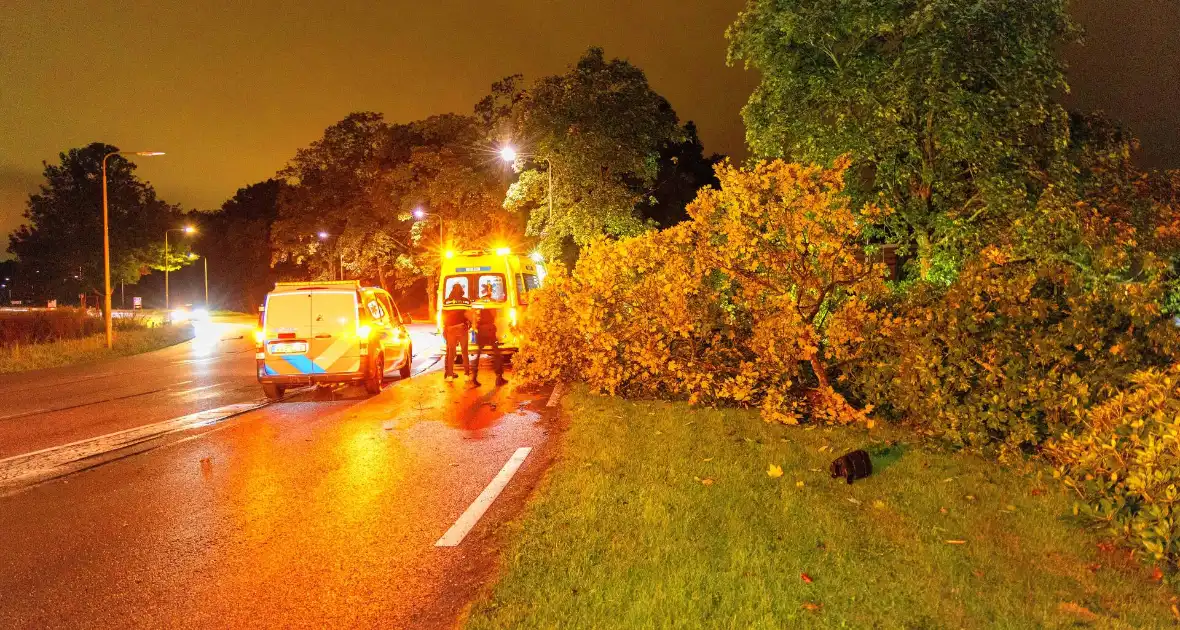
[5,47,719,312]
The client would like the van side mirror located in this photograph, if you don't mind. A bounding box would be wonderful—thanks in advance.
[401,313,412,325]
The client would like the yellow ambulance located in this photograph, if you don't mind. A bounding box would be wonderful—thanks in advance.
[255,281,413,399]
[436,248,544,352]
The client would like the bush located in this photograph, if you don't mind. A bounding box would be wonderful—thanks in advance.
[0,308,148,348]
[1047,365,1180,570]
[847,252,1180,456]
[516,159,888,424]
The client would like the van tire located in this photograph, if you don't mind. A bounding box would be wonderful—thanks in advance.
[365,355,384,395]
[399,345,413,379]
[262,383,285,400]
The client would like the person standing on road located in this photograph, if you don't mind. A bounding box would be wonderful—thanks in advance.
[442,284,471,380]
[471,307,506,387]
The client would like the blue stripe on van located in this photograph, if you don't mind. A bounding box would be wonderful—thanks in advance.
[282,355,326,374]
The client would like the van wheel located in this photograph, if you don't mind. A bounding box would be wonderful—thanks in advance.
[262,383,285,400]
[399,345,413,379]
[365,355,384,395]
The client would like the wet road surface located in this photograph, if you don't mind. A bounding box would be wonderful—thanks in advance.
[0,319,557,628]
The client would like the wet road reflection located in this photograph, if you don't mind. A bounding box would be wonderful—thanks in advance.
[0,357,553,629]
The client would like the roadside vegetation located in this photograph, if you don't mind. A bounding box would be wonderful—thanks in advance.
[467,389,1179,628]
[511,1,1180,580]
[0,311,189,373]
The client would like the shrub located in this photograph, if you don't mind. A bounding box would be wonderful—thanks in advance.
[0,308,148,348]
[847,253,1180,456]
[516,158,887,424]
[1047,365,1180,570]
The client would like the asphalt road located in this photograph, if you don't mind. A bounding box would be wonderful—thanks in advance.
[0,318,557,629]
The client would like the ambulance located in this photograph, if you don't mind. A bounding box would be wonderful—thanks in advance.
[437,248,544,352]
[255,281,413,400]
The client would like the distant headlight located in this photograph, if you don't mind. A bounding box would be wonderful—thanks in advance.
[192,307,210,321]
[171,309,189,322]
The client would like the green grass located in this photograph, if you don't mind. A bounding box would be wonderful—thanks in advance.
[468,387,1179,629]
[0,326,194,373]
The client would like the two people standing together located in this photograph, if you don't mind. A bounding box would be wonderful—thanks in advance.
[441,283,507,387]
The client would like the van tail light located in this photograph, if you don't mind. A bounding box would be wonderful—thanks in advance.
[253,328,266,345]
[508,308,517,327]
[278,331,296,340]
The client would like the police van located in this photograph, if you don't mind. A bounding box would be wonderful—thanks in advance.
[437,248,544,352]
[255,281,413,400]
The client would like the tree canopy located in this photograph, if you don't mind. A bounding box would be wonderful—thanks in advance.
[7,142,189,302]
[727,0,1076,280]
[491,48,685,257]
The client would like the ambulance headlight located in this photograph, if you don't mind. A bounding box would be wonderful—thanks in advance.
[356,324,372,340]
[508,307,517,327]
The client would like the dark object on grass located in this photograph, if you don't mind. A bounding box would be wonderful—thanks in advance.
[830,449,873,484]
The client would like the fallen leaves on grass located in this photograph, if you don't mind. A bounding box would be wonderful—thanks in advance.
[801,602,822,613]
[1150,566,1164,583]
[693,477,714,486]
[768,464,783,478]
[796,480,805,488]
[1058,602,1098,622]
[872,500,886,509]
[801,573,814,584]
[946,540,967,545]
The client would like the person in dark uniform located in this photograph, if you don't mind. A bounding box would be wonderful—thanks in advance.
[442,284,471,380]
[471,307,506,387]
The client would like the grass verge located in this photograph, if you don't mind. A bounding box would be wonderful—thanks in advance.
[467,386,1179,628]
[0,326,195,373]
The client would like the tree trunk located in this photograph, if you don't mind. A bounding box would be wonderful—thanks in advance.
[376,259,388,292]
[809,354,831,390]
[915,230,933,282]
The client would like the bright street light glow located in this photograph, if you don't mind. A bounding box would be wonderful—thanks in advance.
[499,146,517,163]
[183,225,195,234]
[413,208,426,220]
[318,231,329,240]
[495,247,511,256]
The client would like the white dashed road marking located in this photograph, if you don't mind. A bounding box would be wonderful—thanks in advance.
[435,447,532,547]
[546,382,565,407]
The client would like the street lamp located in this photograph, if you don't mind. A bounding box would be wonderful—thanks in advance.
[317,232,343,281]
[165,225,195,310]
[500,144,553,225]
[102,150,164,349]
[412,207,444,244]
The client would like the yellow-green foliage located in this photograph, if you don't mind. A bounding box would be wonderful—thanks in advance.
[848,252,1180,456]
[1048,365,1180,569]
[516,158,887,424]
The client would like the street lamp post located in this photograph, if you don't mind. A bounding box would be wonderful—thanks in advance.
[102,150,164,349]
[413,207,444,245]
[317,232,343,280]
[500,145,553,224]
[164,226,195,310]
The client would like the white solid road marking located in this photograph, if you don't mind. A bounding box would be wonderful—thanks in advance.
[0,401,268,487]
[171,382,226,396]
[435,447,532,548]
